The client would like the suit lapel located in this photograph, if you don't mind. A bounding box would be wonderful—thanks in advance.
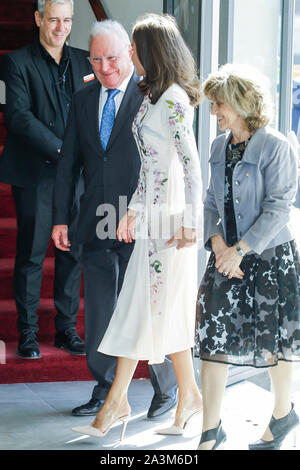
[106,73,142,150]
[31,41,57,112]
[84,82,103,154]
[68,46,86,92]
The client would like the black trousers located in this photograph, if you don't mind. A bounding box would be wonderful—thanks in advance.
[12,166,82,335]
[82,237,177,400]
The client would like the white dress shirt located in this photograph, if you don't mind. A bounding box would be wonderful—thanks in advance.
[98,67,134,128]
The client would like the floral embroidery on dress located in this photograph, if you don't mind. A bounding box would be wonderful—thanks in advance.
[166,100,185,122]
[135,168,147,203]
[134,97,169,207]
[132,97,150,203]
[167,100,193,192]
[153,168,168,205]
[149,242,163,302]
[143,144,159,165]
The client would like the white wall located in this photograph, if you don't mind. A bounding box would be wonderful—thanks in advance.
[233,0,282,127]
[101,0,163,35]
[70,0,163,50]
[69,0,96,50]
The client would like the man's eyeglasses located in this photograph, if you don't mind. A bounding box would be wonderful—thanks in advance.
[87,56,119,65]
[87,45,129,66]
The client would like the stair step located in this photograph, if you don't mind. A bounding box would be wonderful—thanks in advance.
[0,218,55,257]
[0,182,11,195]
[0,256,54,273]
[0,342,93,383]
[0,226,55,258]
[0,297,84,314]
[0,218,18,257]
[0,0,36,50]
[0,127,7,143]
[0,112,7,143]
[0,184,15,218]
[0,258,84,299]
[0,4,35,22]
[0,50,10,67]
[0,21,35,28]
[0,341,149,384]
[0,26,37,50]
[0,185,15,218]
[0,298,85,341]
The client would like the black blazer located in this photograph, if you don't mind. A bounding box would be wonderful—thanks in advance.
[0,40,93,188]
[53,73,143,245]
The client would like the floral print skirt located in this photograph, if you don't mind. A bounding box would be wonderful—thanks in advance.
[195,240,300,367]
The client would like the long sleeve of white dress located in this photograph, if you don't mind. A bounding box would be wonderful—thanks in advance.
[165,95,202,228]
[129,84,202,233]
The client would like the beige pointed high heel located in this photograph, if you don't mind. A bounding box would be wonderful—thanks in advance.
[72,413,130,441]
[155,408,202,435]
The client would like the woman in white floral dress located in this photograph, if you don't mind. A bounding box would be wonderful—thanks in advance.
[72,14,203,440]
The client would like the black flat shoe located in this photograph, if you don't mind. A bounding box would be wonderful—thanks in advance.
[197,420,227,450]
[18,330,41,359]
[248,403,299,450]
[72,398,105,416]
[147,385,178,419]
[54,327,85,355]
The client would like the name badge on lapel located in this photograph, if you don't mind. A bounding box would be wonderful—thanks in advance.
[83,73,95,83]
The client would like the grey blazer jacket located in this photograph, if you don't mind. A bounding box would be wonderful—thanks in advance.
[204,126,298,255]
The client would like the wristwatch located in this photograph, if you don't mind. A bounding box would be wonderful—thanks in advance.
[236,242,246,258]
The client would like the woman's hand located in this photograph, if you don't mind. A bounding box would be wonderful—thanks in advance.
[211,234,244,279]
[117,209,136,243]
[215,245,244,279]
[166,226,197,250]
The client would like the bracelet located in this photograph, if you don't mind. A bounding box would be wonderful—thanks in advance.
[236,242,246,258]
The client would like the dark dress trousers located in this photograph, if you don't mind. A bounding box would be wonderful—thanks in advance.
[0,40,93,334]
[53,74,177,399]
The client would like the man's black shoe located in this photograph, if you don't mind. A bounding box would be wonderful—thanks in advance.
[54,327,86,355]
[147,384,178,419]
[18,330,41,359]
[72,398,105,416]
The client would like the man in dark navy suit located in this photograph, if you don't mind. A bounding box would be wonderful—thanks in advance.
[52,20,178,418]
[0,0,93,359]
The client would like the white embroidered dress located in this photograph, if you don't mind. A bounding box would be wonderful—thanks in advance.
[98,83,202,364]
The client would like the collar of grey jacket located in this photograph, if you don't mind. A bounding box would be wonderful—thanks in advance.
[209,126,269,166]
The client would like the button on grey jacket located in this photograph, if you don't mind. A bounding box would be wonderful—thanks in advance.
[204,126,298,255]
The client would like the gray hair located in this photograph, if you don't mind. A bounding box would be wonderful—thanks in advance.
[37,0,74,17]
[89,20,130,47]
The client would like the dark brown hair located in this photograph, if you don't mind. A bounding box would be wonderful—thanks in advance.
[132,14,201,106]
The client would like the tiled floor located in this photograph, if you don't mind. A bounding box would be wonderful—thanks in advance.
[0,374,299,451]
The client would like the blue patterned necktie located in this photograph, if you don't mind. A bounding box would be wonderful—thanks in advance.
[100,88,120,150]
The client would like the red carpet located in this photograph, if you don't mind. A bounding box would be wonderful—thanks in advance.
[0,0,149,384]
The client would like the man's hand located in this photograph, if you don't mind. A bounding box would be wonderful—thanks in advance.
[51,225,71,251]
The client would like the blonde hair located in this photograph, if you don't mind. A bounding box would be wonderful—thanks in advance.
[203,63,273,132]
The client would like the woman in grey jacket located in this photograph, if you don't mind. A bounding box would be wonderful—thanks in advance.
[195,64,300,450]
